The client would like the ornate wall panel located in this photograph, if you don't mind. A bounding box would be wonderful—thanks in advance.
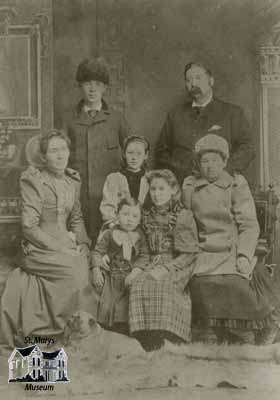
[0,0,53,251]
[258,21,280,261]
[97,0,127,115]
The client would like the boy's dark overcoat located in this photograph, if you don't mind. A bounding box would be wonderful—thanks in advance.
[63,100,129,243]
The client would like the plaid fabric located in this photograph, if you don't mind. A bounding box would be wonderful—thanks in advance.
[129,274,191,342]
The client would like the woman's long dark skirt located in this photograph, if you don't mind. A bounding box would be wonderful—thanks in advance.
[190,262,280,331]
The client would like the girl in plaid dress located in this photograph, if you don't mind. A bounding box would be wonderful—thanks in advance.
[128,170,199,351]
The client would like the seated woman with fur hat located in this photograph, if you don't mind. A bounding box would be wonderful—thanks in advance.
[182,134,280,345]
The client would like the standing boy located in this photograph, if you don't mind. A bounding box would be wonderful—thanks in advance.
[63,58,129,244]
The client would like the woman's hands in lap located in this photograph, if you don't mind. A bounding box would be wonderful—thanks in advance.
[77,243,90,258]
[61,247,80,256]
[125,267,143,287]
[149,265,168,281]
[236,255,251,275]
[61,244,89,257]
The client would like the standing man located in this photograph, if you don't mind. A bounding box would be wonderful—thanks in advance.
[63,58,129,244]
[155,62,255,183]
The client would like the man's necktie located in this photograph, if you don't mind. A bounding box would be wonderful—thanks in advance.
[192,106,205,121]
[87,109,98,119]
[192,106,203,116]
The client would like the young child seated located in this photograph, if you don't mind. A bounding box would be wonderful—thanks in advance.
[91,198,145,331]
[100,135,150,227]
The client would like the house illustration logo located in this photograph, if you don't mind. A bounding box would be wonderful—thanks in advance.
[8,345,69,383]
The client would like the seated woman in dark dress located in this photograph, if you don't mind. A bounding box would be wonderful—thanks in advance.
[1,130,91,347]
[182,134,280,345]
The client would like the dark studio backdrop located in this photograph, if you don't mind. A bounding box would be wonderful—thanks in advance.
[1,0,280,261]
[53,0,279,186]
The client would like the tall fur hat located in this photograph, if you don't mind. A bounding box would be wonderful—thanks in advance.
[76,57,109,85]
[194,134,229,160]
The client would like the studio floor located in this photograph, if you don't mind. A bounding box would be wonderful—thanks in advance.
[1,330,280,400]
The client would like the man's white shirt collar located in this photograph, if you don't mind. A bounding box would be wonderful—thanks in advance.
[84,102,102,113]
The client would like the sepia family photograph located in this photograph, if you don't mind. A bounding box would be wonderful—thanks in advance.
[1,0,280,399]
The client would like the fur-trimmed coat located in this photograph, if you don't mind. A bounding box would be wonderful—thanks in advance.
[182,171,260,278]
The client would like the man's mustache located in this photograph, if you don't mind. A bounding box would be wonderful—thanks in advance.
[190,87,202,94]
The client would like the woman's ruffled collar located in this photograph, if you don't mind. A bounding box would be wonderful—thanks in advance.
[149,200,182,216]
[142,200,183,233]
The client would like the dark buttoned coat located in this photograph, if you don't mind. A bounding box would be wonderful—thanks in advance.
[155,97,255,183]
[63,100,129,243]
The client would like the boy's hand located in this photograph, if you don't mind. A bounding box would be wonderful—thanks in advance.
[102,254,110,270]
[91,267,105,290]
[236,256,251,275]
[125,267,142,287]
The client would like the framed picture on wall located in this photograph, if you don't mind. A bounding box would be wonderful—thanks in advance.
[0,24,41,129]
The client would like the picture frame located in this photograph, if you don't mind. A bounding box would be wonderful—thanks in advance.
[0,24,41,129]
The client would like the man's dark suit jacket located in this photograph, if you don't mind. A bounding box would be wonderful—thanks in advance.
[155,97,255,183]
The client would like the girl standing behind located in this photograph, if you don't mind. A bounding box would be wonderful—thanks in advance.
[91,198,145,331]
[100,136,150,227]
